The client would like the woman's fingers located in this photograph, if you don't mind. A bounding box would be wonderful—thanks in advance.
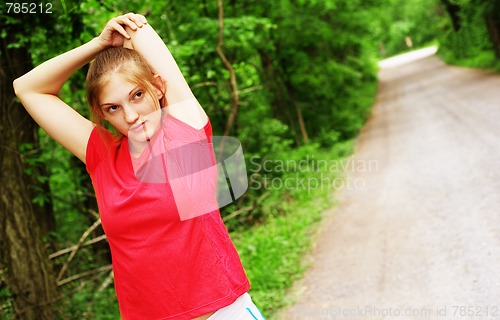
[125,12,148,26]
[115,13,147,31]
[110,18,131,39]
[97,13,148,48]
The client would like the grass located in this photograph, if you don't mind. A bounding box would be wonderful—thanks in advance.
[438,48,500,72]
[230,141,355,319]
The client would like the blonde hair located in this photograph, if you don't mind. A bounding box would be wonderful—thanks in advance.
[86,47,167,130]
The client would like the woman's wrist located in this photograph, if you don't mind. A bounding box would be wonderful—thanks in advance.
[90,36,110,52]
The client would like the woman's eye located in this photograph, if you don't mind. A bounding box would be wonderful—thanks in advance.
[134,91,143,99]
[107,105,119,113]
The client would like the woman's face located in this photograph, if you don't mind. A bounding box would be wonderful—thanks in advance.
[99,73,163,148]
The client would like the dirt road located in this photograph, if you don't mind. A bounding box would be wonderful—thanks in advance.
[278,54,500,319]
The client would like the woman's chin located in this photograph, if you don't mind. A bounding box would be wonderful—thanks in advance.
[128,124,154,140]
[128,131,152,143]
[127,133,151,156]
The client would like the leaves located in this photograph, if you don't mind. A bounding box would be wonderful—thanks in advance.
[437,0,500,68]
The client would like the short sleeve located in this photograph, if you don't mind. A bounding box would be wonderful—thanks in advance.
[203,119,213,142]
[86,126,116,175]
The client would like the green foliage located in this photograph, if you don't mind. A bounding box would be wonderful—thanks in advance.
[436,0,500,70]
[439,1,490,56]
[372,0,442,57]
[18,143,51,206]
[39,130,92,243]
[0,278,13,319]
[253,0,380,143]
[56,284,120,319]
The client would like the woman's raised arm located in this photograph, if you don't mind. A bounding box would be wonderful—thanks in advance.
[13,14,146,162]
[124,22,208,129]
[13,39,101,162]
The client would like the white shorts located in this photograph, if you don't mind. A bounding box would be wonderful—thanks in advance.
[207,293,266,320]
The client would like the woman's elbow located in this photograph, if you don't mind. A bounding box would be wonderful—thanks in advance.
[13,77,25,98]
[13,76,34,99]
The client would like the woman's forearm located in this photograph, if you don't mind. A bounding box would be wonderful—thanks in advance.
[13,38,104,96]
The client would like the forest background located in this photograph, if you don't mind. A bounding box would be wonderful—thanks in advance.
[1,0,500,319]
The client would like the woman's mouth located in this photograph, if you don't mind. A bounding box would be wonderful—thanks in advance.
[130,121,146,132]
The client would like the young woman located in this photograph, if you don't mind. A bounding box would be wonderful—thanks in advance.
[14,13,265,320]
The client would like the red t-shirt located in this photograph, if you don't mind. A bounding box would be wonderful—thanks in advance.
[86,114,250,320]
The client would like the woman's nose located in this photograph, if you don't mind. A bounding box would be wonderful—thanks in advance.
[123,106,139,124]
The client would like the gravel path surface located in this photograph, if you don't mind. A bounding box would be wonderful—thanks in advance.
[278,54,500,320]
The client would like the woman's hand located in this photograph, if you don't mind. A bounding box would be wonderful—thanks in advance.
[96,13,148,49]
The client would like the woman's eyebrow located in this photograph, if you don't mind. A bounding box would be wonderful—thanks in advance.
[99,86,141,108]
[129,86,141,96]
[100,102,117,108]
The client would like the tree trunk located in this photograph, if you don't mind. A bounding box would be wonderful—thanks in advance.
[258,49,301,145]
[440,0,461,31]
[294,101,309,144]
[284,80,310,145]
[486,16,500,59]
[0,29,59,320]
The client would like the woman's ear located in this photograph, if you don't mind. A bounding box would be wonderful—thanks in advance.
[153,74,166,99]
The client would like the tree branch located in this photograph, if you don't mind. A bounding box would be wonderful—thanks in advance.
[56,218,103,282]
[97,270,115,293]
[57,265,113,287]
[191,81,217,90]
[215,0,239,137]
[223,192,270,222]
[49,234,107,259]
